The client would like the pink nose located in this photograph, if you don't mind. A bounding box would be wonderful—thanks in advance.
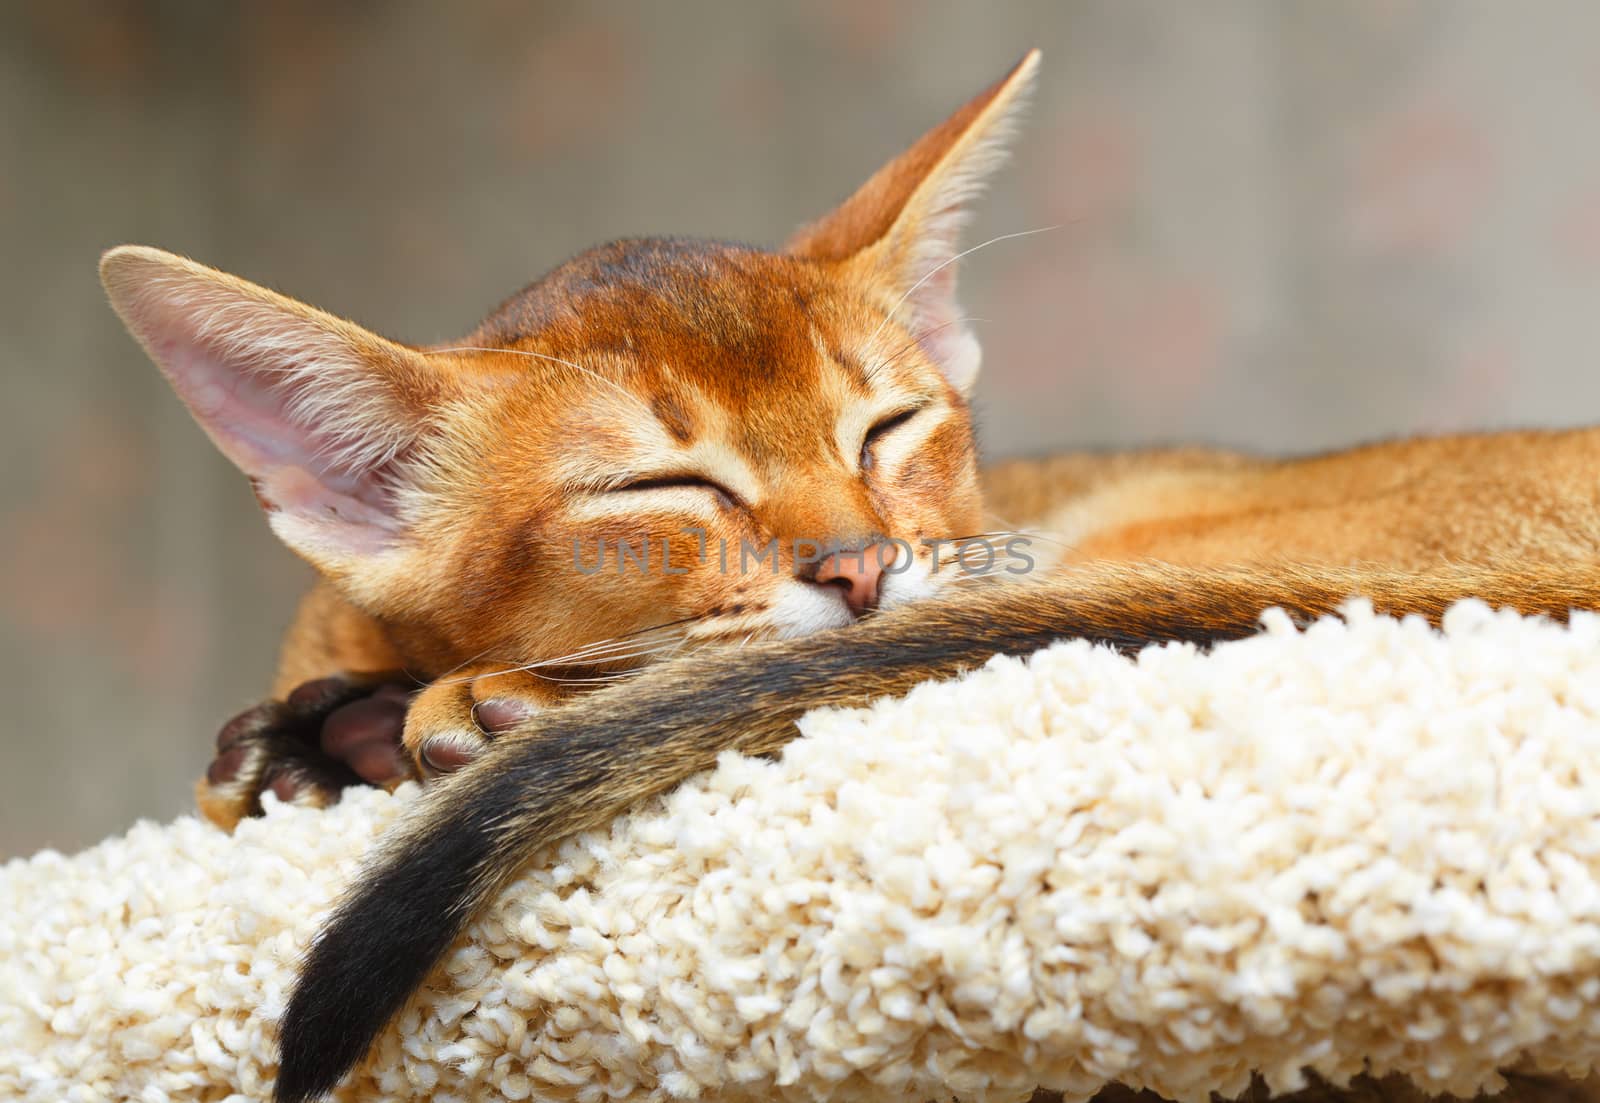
[813,542,898,616]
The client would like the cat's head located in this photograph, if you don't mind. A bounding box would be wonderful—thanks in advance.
[101,52,1039,674]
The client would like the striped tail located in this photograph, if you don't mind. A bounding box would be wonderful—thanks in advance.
[273,560,1599,1101]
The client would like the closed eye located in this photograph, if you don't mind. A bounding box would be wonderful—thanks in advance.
[612,475,738,510]
[859,407,922,472]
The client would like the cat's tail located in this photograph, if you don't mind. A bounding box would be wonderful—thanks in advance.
[271,559,1600,1103]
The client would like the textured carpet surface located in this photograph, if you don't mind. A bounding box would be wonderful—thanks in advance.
[5,602,1600,1102]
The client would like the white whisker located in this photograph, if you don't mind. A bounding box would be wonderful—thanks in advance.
[867,225,1059,346]
[430,614,706,685]
[425,643,516,687]
[983,511,1074,551]
[871,316,988,377]
[521,632,683,669]
[534,668,651,686]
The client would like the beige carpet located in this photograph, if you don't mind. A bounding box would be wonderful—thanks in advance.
[4,600,1600,1102]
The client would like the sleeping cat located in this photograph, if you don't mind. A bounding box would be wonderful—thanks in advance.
[102,50,1600,1103]
[99,43,1024,829]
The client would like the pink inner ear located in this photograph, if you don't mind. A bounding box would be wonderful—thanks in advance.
[905,262,959,330]
[897,263,981,393]
[157,333,408,545]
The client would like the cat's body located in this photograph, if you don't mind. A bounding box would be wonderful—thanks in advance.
[986,430,1600,569]
[100,50,1600,1103]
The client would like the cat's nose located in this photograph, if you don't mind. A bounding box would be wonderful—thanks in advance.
[813,542,898,616]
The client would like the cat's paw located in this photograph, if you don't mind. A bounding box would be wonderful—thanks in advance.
[198,674,417,830]
[402,667,565,779]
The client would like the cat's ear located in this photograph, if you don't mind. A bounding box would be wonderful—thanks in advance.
[786,50,1040,395]
[101,245,449,579]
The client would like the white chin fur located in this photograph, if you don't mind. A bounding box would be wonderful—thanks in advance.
[878,552,939,609]
[771,583,856,639]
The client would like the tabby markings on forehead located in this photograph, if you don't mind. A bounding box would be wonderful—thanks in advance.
[691,440,762,502]
[835,403,878,470]
[834,347,947,473]
[872,404,946,473]
[858,325,936,386]
[808,325,871,394]
[544,393,699,488]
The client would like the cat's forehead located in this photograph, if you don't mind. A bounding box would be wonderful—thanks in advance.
[474,237,826,347]
[466,236,948,478]
[476,236,938,411]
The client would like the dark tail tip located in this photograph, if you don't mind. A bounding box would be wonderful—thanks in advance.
[272,816,494,1102]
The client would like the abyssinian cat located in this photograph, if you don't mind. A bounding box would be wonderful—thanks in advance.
[101,51,1600,1103]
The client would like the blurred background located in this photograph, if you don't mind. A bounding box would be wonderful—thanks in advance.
[8,1,1600,855]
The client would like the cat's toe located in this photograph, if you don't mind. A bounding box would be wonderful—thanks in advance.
[403,668,562,779]
[196,673,414,830]
[403,679,490,779]
[319,684,413,784]
[259,756,353,807]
